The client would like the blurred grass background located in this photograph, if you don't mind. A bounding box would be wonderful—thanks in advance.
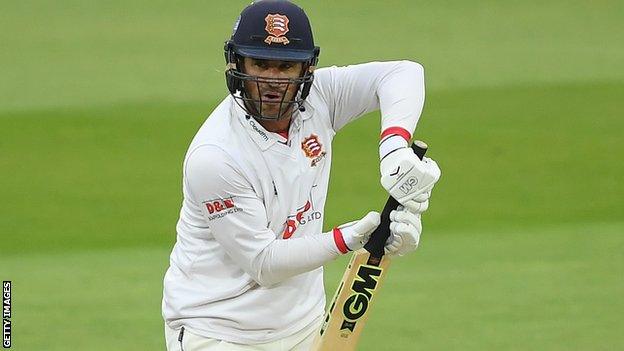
[1,1,623,350]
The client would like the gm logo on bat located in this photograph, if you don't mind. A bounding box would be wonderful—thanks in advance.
[339,265,383,334]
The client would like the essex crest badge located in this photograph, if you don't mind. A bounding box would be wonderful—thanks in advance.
[264,14,290,45]
[302,134,327,167]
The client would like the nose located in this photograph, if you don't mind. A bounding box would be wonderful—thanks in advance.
[266,78,285,89]
[264,72,290,89]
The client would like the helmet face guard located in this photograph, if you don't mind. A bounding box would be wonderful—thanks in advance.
[225,48,318,120]
[224,1,320,120]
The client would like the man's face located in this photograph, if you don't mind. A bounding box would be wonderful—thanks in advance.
[241,57,304,119]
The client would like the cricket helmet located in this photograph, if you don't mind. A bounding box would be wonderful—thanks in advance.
[224,0,320,120]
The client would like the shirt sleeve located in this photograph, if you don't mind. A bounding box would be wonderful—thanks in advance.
[313,60,425,137]
[184,144,342,287]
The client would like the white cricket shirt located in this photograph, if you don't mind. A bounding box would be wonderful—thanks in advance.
[162,61,425,344]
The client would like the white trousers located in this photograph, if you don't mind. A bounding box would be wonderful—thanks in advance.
[165,319,322,351]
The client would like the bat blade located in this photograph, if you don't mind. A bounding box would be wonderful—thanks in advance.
[312,250,391,350]
[312,141,428,351]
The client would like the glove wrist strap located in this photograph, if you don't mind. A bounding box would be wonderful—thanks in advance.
[380,126,411,142]
[332,228,350,254]
[379,134,409,160]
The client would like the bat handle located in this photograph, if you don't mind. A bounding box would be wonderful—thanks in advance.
[363,141,428,264]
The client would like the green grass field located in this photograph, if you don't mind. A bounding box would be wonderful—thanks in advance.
[2,1,623,350]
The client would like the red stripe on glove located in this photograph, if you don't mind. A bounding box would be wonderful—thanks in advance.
[333,227,350,254]
[380,127,411,142]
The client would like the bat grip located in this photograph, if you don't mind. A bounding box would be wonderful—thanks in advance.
[363,141,427,265]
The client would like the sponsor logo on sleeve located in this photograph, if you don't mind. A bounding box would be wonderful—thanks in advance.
[264,14,290,45]
[301,134,327,167]
[203,197,242,221]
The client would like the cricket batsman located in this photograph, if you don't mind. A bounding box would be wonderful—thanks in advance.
[162,1,441,350]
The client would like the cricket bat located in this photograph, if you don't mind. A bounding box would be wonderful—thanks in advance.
[312,141,428,351]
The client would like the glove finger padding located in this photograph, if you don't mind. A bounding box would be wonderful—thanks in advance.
[385,234,403,254]
[338,211,381,251]
[336,220,358,229]
[411,189,432,203]
[403,199,429,213]
[390,209,422,229]
[385,209,422,256]
[350,211,381,236]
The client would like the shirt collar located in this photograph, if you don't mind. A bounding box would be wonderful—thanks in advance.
[231,99,276,151]
[231,96,313,151]
[286,100,314,132]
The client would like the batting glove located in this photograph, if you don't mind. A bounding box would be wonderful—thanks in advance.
[380,146,441,211]
[332,211,381,253]
[385,205,422,256]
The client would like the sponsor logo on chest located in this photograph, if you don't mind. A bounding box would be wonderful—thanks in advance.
[282,200,322,239]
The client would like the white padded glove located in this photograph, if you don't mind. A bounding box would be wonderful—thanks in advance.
[380,147,441,210]
[331,211,381,253]
[385,205,422,256]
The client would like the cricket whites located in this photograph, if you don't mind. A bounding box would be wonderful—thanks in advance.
[312,141,428,350]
